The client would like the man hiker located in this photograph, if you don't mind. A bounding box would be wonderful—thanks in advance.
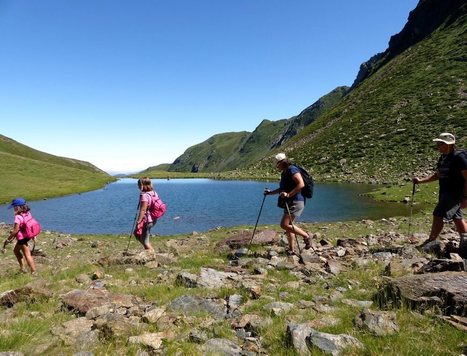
[412,132,467,247]
[264,153,313,256]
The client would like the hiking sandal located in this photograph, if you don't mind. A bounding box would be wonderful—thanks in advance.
[287,250,297,257]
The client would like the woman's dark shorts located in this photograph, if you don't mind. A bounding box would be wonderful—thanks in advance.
[433,194,463,220]
[17,238,31,246]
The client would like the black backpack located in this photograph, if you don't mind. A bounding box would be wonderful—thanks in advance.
[295,165,314,199]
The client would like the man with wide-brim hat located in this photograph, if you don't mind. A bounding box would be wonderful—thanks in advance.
[413,132,467,247]
[264,153,313,256]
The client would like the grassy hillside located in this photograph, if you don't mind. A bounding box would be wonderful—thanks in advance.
[169,132,251,172]
[0,136,115,203]
[165,87,346,175]
[256,8,466,183]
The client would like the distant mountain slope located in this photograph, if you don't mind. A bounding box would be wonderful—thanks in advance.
[274,0,466,183]
[0,135,115,202]
[169,132,251,172]
[271,86,349,148]
[168,87,347,173]
[0,135,106,174]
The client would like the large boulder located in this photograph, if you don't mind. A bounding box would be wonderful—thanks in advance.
[287,323,364,355]
[216,229,279,249]
[0,282,52,308]
[61,289,140,315]
[375,271,467,316]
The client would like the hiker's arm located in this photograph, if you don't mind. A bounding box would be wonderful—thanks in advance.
[264,188,280,195]
[280,173,305,198]
[137,201,149,223]
[462,170,467,208]
[413,172,439,184]
[7,223,20,241]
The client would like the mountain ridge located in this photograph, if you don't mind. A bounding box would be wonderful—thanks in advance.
[151,0,466,183]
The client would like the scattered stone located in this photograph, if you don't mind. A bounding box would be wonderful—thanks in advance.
[287,323,364,355]
[99,315,145,339]
[341,299,373,308]
[52,317,99,348]
[197,268,237,289]
[419,240,443,255]
[372,252,394,262]
[217,230,279,249]
[175,272,199,288]
[53,236,76,249]
[416,259,466,273]
[439,314,467,332]
[75,274,92,284]
[142,307,166,324]
[62,289,139,315]
[168,295,227,319]
[263,301,294,316]
[227,294,242,311]
[354,309,399,335]
[0,282,52,308]
[128,332,166,351]
[189,329,209,343]
[201,338,243,355]
[325,260,344,275]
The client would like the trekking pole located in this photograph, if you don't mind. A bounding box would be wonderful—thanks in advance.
[407,182,416,237]
[125,202,140,255]
[2,238,10,254]
[285,201,305,264]
[246,193,267,254]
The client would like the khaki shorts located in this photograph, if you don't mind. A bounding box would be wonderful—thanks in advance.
[283,200,305,218]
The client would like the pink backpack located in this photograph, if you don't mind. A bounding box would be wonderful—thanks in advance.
[145,192,166,220]
[20,212,42,239]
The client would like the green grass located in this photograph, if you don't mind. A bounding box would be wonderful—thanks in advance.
[0,215,465,355]
[0,142,115,203]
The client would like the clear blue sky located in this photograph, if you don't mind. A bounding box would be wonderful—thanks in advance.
[0,0,418,174]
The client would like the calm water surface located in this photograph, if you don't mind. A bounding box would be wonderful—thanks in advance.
[0,178,408,235]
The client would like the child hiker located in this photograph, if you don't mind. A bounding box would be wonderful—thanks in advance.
[5,198,39,274]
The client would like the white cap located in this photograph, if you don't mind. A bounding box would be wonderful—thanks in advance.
[433,132,455,145]
[275,153,287,163]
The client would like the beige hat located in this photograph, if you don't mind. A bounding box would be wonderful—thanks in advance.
[433,132,455,145]
[275,153,287,163]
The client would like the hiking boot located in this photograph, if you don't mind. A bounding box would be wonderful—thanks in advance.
[287,250,297,257]
[416,238,436,250]
[304,235,312,250]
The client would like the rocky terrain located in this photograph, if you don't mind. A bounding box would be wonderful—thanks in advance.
[0,213,466,355]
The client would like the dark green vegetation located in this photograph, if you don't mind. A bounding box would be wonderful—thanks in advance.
[151,0,466,185]
[0,135,115,203]
[280,6,467,183]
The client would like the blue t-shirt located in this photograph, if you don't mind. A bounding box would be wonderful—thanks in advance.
[280,165,305,202]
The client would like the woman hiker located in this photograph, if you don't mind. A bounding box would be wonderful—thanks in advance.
[264,153,313,256]
[412,132,467,247]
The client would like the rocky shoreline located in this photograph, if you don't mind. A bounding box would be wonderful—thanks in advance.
[0,215,466,355]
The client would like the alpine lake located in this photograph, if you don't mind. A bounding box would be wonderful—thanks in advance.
[0,178,410,236]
